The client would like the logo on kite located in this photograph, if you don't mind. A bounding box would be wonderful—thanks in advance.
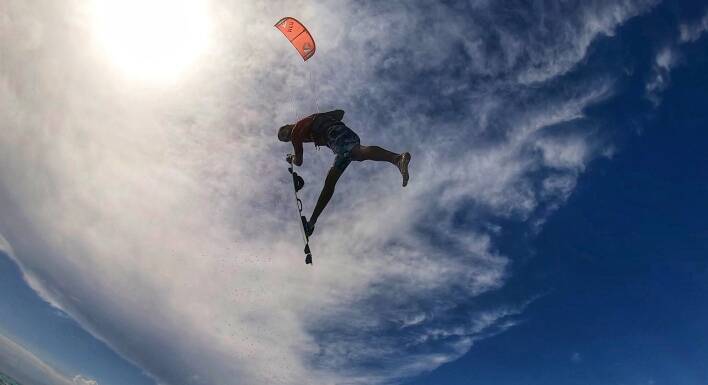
[274,17,316,61]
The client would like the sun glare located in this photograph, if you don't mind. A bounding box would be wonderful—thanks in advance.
[92,0,210,82]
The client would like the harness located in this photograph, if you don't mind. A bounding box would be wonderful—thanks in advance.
[309,114,340,149]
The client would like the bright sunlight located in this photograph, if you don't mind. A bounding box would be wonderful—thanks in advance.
[92,0,210,82]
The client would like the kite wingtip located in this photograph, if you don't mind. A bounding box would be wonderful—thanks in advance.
[274,17,288,27]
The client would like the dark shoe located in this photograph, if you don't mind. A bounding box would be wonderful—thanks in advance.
[304,219,315,237]
[397,152,411,187]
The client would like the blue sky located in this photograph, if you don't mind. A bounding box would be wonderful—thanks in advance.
[1,1,708,385]
[0,252,154,385]
[408,2,708,383]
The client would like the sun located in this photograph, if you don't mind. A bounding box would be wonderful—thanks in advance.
[92,0,210,82]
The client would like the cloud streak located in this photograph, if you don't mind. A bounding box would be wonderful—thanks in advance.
[0,333,93,385]
[0,1,657,384]
[646,7,708,105]
[679,10,708,43]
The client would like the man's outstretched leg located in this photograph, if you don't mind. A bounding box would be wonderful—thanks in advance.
[351,145,411,187]
[306,167,343,236]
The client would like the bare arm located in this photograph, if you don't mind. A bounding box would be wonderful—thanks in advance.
[292,140,304,166]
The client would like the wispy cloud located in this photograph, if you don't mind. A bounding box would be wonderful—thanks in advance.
[646,46,677,106]
[571,352,582,363]
[679,11,708,43]
[0,333,96,385]
[646,8,708,105]
[0,233,14,258]
[0,1,657,384]
[73,375,100,385]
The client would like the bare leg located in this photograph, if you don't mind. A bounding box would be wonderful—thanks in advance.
[351,145,411,187]
[309,167,343,229]
[351,145,399,164]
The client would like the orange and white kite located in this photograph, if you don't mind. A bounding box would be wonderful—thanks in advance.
[274,17,316,61]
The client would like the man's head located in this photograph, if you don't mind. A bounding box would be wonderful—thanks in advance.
[278,124,294,142]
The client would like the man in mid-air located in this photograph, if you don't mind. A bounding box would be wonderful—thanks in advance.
[278,109,411,237]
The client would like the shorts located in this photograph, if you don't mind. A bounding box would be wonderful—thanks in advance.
[326,124,360,172]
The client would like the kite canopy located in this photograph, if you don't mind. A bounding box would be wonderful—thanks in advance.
[275,17,316,61]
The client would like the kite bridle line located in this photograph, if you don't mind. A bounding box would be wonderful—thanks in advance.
[308,65,320,114]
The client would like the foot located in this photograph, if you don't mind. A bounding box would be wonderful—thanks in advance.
[304,219,315,237]
[397,152,411,187]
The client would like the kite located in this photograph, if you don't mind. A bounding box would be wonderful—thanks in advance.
[274,17,316,61]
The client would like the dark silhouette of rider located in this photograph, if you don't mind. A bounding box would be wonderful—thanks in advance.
[279,109,410,236]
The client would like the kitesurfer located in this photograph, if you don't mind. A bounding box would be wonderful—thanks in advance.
[278,109,411,237]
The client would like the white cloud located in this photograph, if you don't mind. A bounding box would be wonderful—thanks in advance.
[679,11,708,43]
[646,46,677,105]
[0,233,14,257]
[0,334,74,385]
[646,9,708,105]
[0,1,655,384]
[571,352,582,363]
[536,132,593,172]
[73,375,99,385]
[513,0,660,84]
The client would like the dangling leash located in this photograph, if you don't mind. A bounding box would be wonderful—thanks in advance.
[286,155,313,265]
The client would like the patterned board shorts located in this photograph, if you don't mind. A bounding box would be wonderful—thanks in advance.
[326,124,360,172]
